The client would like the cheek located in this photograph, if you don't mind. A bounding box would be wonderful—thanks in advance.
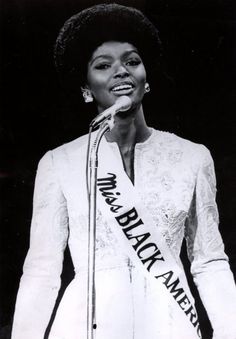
[136,66,147,85]
[137,76,147,92]
[88,77,108,95]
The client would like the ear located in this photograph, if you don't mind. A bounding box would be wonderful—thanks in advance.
[80,84,90,90]
[144,82,150,93]
[80,86,94,103]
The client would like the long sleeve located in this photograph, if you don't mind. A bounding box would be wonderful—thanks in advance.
[11,151,69,339]
[185,146,236,339]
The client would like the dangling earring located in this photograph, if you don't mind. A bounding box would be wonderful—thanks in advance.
[144,82,150,93]
[81,87,93,103]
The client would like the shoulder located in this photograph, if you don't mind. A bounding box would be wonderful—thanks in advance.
[152,128,212,162]
[38,133,90,170]
[53,133,89,156]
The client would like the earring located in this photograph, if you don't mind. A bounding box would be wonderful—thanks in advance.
[144,82,150,93]
[81,88,93,103]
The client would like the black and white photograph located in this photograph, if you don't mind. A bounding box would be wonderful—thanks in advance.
[1,1,236,338]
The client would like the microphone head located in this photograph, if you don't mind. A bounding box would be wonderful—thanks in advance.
[115,95,132,112]
[90,95,132,128]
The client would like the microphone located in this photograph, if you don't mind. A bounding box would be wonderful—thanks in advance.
[90,96,132,128]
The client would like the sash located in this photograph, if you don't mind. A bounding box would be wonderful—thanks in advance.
[96,137,201,339]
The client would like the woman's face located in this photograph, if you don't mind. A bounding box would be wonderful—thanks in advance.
[85,41,147,112]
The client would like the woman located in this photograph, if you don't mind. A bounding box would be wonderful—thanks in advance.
[11,3,236,339]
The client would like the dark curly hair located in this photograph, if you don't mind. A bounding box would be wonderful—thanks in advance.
[54,3,163,93]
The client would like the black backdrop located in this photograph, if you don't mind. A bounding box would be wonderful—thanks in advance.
[1,0,236,338]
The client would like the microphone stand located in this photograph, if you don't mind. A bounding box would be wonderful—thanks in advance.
[87,117,114,339]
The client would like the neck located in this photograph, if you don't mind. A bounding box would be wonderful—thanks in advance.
[105,104,151,147]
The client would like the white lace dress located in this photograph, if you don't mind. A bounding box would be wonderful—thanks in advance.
[12,129,236,339]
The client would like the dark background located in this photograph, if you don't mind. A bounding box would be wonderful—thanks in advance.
[1,0,236,338]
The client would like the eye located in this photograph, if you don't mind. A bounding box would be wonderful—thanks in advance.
[95,63,111,70]
[126,59,142,66]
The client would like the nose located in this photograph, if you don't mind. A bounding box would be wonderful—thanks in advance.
[113,63,129,78]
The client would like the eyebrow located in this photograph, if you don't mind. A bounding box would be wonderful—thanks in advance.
[89,49,140,66]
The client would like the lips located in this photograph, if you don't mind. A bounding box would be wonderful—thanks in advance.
[110,81,134,92]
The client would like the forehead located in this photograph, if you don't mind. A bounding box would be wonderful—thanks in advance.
[90,41,139,59]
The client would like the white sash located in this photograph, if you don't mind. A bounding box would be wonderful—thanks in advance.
[96,137,201,339]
